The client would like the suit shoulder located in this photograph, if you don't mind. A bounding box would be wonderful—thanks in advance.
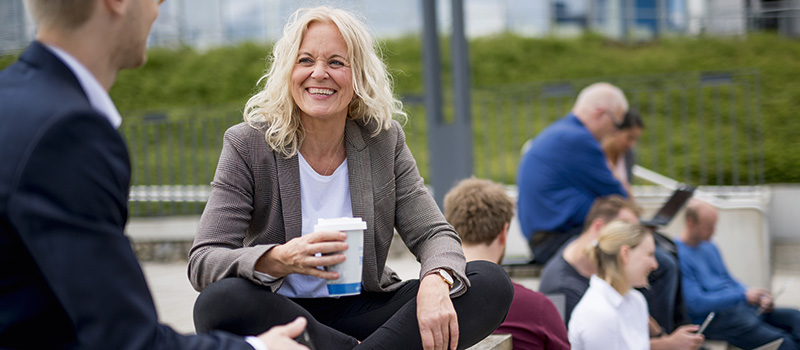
[356,118,404,145]
[224,122,263,140]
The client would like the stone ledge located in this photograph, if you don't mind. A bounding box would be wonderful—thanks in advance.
[466,334,512,350]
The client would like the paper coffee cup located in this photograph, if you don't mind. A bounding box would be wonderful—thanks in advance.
[314,217,367,296]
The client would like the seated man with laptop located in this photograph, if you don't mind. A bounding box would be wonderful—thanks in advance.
[677,200,800,350]
[539,195,704,350]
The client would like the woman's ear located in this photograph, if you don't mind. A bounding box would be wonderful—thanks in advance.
[619,244,631,265]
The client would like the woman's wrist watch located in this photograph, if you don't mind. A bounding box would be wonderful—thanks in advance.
[428,268,454,289]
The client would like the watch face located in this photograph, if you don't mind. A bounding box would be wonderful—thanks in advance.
[438,269,453,285]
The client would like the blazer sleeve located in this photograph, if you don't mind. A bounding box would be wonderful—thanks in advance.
[188,126,277,291]
[389,122,469,296]
[8,112,252,350]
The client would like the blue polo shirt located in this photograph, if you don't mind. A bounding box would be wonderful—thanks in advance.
[516,114,626,239]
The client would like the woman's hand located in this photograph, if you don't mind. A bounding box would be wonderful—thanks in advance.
[255,231,348,279]
[417,273,458,350]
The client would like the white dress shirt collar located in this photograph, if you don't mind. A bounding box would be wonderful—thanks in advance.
[44,44,123,129]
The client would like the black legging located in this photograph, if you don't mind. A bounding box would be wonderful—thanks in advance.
[194,260,514,350]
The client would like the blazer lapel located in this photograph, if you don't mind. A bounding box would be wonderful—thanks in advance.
[345,119,378,290]
[276,153,302,242]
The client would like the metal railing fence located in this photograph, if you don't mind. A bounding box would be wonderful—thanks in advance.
[471,70,764,186]
[121,70,763,216]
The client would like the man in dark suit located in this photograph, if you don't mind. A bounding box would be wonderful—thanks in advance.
[0,0,306,349]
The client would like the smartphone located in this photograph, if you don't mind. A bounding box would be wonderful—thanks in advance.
[294,329,316,350]
[697,311,715,334]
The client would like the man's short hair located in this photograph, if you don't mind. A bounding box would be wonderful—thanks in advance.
[583,195,641,231]
[444,178,514,246]
[25,0,95,30]
[574,82,629,118]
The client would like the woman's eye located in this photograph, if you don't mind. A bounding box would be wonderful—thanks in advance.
[298,57,314,65]
[328,59,345,68]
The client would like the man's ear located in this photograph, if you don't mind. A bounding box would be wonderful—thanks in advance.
[103,0,128,16]
[497,222,509,246]
[590,218,606,236]
[685,217,696,232]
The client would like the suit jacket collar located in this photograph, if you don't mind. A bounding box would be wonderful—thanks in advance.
[19,41,88,104]
[344,119,377,288]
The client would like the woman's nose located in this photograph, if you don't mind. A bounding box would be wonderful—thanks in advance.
[310,61,327,80]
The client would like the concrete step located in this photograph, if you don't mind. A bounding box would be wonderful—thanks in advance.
[466,334,512,350]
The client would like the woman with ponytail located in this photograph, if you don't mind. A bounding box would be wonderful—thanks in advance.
[568,220,659,350]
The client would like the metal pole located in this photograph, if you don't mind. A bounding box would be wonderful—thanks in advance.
[422,0,445,206]
[422,0,474,209]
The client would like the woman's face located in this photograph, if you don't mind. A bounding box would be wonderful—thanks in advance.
[291,21,355,123]
[623,234,658,288]
[605,126,643,154]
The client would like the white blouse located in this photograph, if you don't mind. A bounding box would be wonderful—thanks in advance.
[568,275,650,350]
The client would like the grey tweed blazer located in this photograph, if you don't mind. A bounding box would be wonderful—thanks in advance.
[188,118,468,296]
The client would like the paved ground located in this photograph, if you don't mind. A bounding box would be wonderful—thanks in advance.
[142,252,424,334]
[134,214,800,349]
[144,254,800,336]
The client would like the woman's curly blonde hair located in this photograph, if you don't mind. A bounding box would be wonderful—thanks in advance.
[243,6,407,158]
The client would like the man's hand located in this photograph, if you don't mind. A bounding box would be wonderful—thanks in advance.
[758,292,775,313]
[746,288,769,306]
[417,273,458,350]
[256,317,309,350]
[651,324,704,350]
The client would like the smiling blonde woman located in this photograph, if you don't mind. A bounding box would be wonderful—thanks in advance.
[568,220,658,350]
[188,6,513,350]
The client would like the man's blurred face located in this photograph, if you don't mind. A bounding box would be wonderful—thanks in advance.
[694,209,718,242]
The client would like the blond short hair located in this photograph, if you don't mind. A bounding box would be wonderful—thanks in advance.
[243,6,406,158]
[25,0,95,30]
[586,220,650,295]
[444,178,515,246]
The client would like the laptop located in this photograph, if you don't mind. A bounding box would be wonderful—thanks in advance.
[640,185,696,228]
[754,338,783,350]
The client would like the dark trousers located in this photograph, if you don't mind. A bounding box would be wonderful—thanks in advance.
[704,303,800,350]
[528,226,582,264]
[194,261,514,350]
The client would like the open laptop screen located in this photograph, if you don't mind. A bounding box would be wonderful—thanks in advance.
[641,185,696,228]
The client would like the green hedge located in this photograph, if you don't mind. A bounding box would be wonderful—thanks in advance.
[3,33,799,184]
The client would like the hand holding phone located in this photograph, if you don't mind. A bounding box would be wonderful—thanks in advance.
[295,329,316,350]
[697,311,715,334]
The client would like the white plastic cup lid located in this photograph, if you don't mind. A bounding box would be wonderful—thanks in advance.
[314,217,367,232]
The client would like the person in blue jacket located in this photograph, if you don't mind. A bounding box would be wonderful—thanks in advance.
[517,82,629,264]
[676,200,800,350]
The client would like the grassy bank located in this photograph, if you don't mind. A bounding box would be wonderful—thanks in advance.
[3,33,798,185]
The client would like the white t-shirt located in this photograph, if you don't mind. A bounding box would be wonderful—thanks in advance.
[275,153,353,298]
[568,275,650,350]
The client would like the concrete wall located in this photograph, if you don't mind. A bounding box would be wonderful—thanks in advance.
[768,184,800,244]
[637,191,771,288]
[504,186,772,288]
